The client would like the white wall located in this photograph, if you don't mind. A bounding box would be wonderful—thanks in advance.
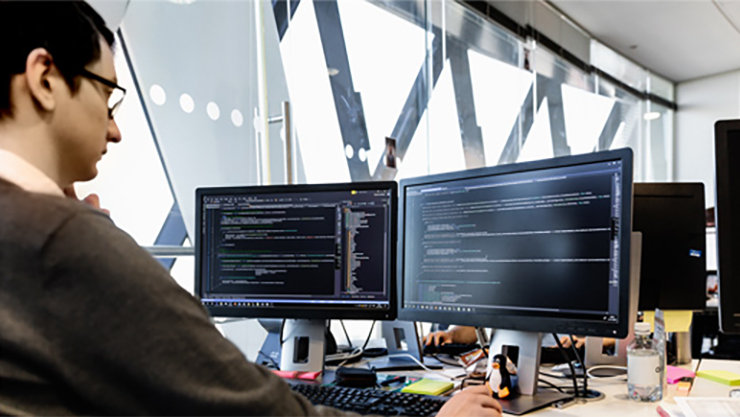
[675,70,740,207]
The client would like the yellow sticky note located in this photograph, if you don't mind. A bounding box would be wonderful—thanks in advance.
[696,370,740,386]
[401,379,454,396]
[642,310,693,333]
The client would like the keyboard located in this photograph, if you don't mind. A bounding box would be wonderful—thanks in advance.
[289,381,448,416]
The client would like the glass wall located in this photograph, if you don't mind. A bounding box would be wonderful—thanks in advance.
[95,0,675,340]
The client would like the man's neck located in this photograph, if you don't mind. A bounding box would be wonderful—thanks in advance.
[0,123,65,189]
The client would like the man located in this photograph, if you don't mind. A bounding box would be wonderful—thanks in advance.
[0,2,502,415]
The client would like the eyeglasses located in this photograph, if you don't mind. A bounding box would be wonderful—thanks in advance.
[79,69,127,119]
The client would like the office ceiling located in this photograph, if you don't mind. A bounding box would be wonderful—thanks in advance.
[92,0,740,84]
[548,0,740,83]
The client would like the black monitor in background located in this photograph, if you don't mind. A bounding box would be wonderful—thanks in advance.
[715,120,740,335]
[397,149,633,413]
[634,183,706,311]
[195,181,397,370]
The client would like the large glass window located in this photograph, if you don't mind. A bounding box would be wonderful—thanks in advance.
[101,0,675,304]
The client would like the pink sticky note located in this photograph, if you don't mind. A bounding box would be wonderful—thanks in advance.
[666,365,695,384]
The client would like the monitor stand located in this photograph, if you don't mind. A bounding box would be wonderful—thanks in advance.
[256,319,282,368]
[673,329,692,365]
[367,320,443,371]
[585,231,642,374]
[584,335,631,378]
[488,330,571,415]
[279,319,326,373]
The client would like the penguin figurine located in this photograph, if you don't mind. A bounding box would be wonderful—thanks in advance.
[487,354,513,399]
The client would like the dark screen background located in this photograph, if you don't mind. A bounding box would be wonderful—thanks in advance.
[403,162,622,320]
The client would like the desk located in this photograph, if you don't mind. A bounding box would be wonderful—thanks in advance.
[361,359,739,416]
[531,359,736,416]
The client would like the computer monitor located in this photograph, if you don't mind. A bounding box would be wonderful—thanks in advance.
[714,120,740,335]
[634,183,706,311]
[397,149,633,412]
[195,181,397,370]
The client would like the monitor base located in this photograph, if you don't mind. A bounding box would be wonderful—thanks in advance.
[498,392,572,415]
[367,355,444,371]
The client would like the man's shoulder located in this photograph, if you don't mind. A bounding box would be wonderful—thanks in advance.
[0,180,107,247]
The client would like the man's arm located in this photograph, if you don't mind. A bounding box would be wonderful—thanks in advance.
[423,326,478,346]
[39,208,345,415]
[40,208,501,416]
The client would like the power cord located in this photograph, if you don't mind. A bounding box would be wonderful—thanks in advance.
[688,353,704,397]
[279,319,286,345]
[327,321,378,368]
[538,379,567,394]
[327,347,364,367]
[339,320,354,349]
[431,354,464,367]
[568,334,601,399]
[361,321,376,351]
[552,332,579,397]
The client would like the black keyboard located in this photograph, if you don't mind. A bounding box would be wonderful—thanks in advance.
[289,381,448,416]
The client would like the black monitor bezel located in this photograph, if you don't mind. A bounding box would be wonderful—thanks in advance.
[397,149,633,338]
[633,182,706,311]
[715,120,740,334]
[195,181,397,321]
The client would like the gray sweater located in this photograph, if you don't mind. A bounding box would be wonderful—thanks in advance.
[0,179,351,415]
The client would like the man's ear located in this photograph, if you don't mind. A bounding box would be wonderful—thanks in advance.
[24,48,60,113]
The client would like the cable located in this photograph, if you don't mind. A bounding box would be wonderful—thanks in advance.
[431,354,464,367]
[538,379,566,394]
[540,371,570,379]
[361,320,376,351]
[279,319,286,345]
[327,347,365,368]
[257,350,280,369]
[553,332,579,397]
[339,320,354,349]
[688,354,704,397]
[568,334,589,396]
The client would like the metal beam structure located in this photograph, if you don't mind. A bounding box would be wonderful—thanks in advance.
[272,0,300,41]
[536,72,570,157]
[372,28,444,180]
[314,0,372,181]
[447,37,485,169]
[152,203,190,270]
[498,83,534,165]
[119,29,190,271]
[598,102,624,151]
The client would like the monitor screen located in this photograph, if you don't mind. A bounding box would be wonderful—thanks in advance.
[398,149,633,338]
[715,120,740,334]
[634,183,706,311]
[195,181,397,320]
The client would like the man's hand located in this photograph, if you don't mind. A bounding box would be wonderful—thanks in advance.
[558,335,585,349]
[423,330,455,346]
[63,185,110,215]
[424,326,478,346]
[436,385,503,417]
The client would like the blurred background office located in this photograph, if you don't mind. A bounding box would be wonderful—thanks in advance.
[83,0,735,353]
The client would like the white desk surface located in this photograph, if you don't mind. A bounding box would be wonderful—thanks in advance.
[386,359,739,416]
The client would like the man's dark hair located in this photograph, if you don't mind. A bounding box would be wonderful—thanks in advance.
[0,1,115,119]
